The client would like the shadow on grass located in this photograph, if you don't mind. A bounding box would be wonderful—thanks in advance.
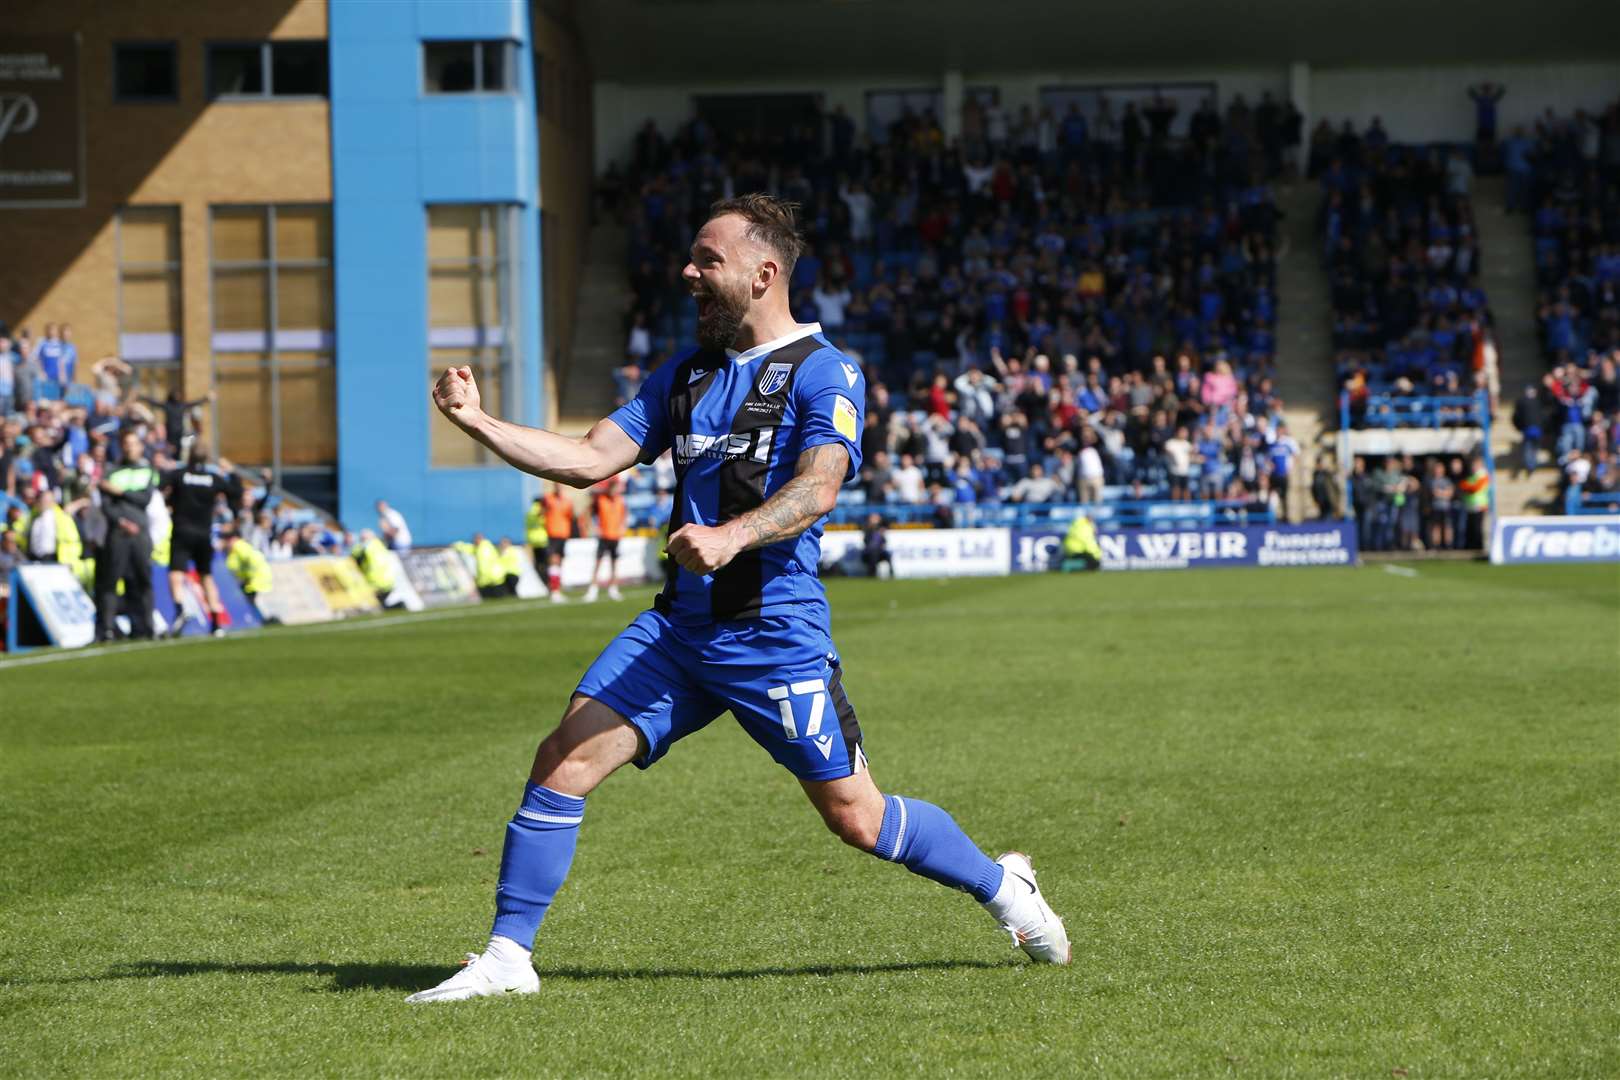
[81,957,1021,992]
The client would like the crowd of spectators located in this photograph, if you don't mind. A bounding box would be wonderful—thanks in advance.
[1515,96,1620,510]
[0,321,431,642]
[1511,359,1620,513]
[1317,130,1495,417]
[1322,93,1620,528]
[1347,451,1492,552]
[604,91,1314,520]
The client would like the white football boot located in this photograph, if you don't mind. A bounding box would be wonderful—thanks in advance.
[404,950,540,1004]
[583,585,600,603]
[607,585,623,601]
[549,590,566,604]
[990,851,1071,964]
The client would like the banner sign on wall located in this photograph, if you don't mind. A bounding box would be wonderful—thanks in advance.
[1489,516,1620,565]
[0,36,85,207]
[378,551,424,611]
[255,560,331,626]
[559,536,657,588]
[255,556,381,626]
[304,556,381,617]
[6,563,96,651]
[820,527,1013,579]
[1012,521,1359,573]
[400,547,480,608]
[459,537,658,593]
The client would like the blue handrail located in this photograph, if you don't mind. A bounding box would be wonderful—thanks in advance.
[827,499,1272,531]
[1567,490,1620,516]
[1358,393,1487,429]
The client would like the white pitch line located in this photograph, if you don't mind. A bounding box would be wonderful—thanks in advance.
[1382,564,1420,578]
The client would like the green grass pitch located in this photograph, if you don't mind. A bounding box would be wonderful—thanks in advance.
[1,563,1616,1078]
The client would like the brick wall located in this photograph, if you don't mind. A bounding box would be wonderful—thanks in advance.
[0,0,330,399]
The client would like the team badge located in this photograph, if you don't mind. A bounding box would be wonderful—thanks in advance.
[757,362,792,396]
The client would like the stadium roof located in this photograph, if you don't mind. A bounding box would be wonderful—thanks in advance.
[580,0,1619,82]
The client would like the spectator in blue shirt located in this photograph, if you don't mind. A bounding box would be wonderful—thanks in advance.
[1266,422,1300,521]
[36,324,65,385]
[950,458,979,505]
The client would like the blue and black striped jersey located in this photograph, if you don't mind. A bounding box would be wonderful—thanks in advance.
[607,323,865,627]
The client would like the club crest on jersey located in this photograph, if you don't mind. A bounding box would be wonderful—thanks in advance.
[757,362,792,397]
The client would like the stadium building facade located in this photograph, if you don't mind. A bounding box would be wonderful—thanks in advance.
[1,0,593,544]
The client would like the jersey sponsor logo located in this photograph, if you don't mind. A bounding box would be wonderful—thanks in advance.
[757,362,792,396]
[674,428,776,465]
[842,362,859,387]
[832,395,858,441]
[181,473,216,487]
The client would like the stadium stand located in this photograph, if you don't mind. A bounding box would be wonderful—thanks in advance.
[1522,96,1620,515]
[1319,137,1499,553]
[1319,139,1494,417]
[603,96,1302,527]
[1321,94,1620,546]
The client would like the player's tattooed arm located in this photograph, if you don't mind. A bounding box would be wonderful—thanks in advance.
[732,443,849,552]
[665,443,848,574]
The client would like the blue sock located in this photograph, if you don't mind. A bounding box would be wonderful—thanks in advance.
[490,783,585,949]
[872,794,1005,903]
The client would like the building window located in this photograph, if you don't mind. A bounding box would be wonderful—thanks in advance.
[117,206,183,397]
[209,205,336,475]
[207,41,328,100]
[423,40,515,94]
[427,204,516,467]
[114,42,178,102]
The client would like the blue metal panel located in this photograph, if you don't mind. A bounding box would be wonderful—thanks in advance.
[329,0,543,546]
[416,0,525,41]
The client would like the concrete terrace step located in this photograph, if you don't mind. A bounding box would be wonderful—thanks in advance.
[1471,176,1557,517]
[1273,178,1338,521]
[556,222,630,434]
[1275,179,1338,411]
[1471,176,1543,412]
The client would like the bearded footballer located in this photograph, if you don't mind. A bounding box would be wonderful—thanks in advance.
[409,194,1068,1002]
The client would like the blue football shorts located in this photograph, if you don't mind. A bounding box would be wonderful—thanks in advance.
[575,607,866,781]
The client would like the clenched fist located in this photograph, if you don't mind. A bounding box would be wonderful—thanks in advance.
[432,366,483,426]
[666,522,744,575]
